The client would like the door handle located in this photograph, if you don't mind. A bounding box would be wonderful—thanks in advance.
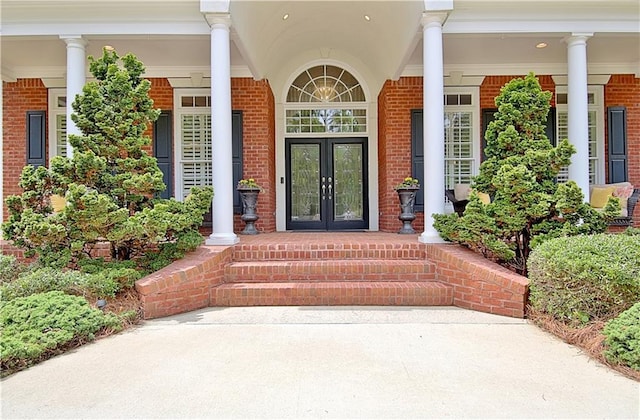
[328,177,332,200]
[321,176,326,200]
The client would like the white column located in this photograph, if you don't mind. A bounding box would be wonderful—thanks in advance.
[419,12,448,244]
[566,33,593,200]
[204,14,239,245]
[60,35,87,158]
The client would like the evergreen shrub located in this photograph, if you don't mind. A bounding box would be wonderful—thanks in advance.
[0,291,123,374]
[528,234,640,325]
[603,302,640,371]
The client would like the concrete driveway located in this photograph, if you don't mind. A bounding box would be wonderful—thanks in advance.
[1,306,638,419]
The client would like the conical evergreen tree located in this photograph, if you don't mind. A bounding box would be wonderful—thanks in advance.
[3,48,212,270]
[434,73,618,275]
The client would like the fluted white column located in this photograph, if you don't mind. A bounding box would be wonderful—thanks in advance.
[419,12,448,244]
[566,33,592,200]
[60,35,87,158]
[204,14,239,245]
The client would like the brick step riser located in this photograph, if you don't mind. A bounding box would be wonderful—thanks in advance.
[224,260,436,283]
[232,249,426,262]
[211,281,454,307]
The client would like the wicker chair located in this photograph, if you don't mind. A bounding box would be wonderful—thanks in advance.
[611,188,640,227]
[445,189,468,217]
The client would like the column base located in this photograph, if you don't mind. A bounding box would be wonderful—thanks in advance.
[418,231,446,244]
[205,233,240,246]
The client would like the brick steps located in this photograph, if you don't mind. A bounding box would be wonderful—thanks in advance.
[210,281,453,307]
[224,259,436,283]
[232,243,426,262]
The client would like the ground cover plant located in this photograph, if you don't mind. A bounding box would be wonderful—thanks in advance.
[434,73,618,275]
[528,231,640,379]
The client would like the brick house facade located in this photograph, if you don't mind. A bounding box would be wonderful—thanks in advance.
[2,1,639,240]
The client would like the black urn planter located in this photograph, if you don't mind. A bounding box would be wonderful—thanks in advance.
[238,188,260,235]
[396,187,419,234]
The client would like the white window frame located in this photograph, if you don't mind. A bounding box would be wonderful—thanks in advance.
[444,86,481,187]
[555,85,605,185]
[174,88,212,202]
[47,88,67,163]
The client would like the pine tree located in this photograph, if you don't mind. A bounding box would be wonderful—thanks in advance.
[3,48,213,270]
[434,73,618,275]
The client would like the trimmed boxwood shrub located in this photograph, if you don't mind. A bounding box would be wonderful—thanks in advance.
[0,291,123,374]
[603,302,640,371]
[528,233,640,325]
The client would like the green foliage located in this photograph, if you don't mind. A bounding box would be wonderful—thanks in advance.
[0,291,123,374]
[0,268,120,301]
[0,255,30,285]
[2,48,212,273]
[603,302,640,371]
[528,234,640,325]
[434,73,615,274]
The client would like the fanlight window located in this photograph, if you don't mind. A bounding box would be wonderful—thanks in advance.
[287,65,365,103]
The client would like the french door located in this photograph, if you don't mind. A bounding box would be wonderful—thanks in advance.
[286,138,368,230]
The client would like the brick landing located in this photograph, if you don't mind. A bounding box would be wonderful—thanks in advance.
[135,233,529,319]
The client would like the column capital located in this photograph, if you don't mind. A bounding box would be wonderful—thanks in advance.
[59,35,87,48]
[421,11,449,29]
[203,13,231,29]
[565,32,593,46]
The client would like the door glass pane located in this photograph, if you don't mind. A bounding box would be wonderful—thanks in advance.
[333,143,364,221]
[291,144,321,221]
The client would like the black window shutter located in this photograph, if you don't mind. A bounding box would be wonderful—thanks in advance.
[27,111,46,168]
[232,110,243,214]
[153,111,173,199]
[410,110,424,212]
[607,106,627,183]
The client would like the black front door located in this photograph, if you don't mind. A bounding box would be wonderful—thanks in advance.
[286,138,368,230]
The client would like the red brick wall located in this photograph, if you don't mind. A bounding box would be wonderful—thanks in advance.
[147,78,174,193]
[378,77,424,232]
[231,78,276,233]
[605,74,640,226]
[2,79,48,222]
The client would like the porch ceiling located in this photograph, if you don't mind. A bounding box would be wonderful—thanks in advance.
[1,0,639,85]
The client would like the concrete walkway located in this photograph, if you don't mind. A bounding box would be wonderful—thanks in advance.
[1,306,638,419]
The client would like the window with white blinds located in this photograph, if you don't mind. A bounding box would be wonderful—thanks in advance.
[175,90,213,201]
[48,89,68,161]
[444,89,479,191]
[180,113,212,199]
[555,87,604,185]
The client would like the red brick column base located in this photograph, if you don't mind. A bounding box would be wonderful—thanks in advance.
[427,244,530,318]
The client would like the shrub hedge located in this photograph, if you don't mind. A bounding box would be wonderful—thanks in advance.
[528,233,640,325]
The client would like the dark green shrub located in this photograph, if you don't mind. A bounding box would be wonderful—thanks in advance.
[2,48,212,271]
[603,302,640,371]
[434,73,616,275]
[528,234,640,325]
[0,291,122,374]
[0,268,120,301]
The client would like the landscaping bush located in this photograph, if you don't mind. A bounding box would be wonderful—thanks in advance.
[603,302,640,371]
[434,73,616,275]
[528,234,640,325]
[0,255,30,285]
[0,291,123,374]
[0,267,120,301]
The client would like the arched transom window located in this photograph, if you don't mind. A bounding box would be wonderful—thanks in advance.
[286,65,367,134]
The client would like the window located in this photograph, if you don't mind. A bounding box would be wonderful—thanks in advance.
[555,87,604,184]
[411,88,480,212]
[174,89,243,213]
[285,65,367,136]
[48,89,67,161]
[444,88,480,192]
[175,90,213,201]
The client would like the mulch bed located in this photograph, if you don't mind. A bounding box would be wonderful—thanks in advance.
[527,307,639,382]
